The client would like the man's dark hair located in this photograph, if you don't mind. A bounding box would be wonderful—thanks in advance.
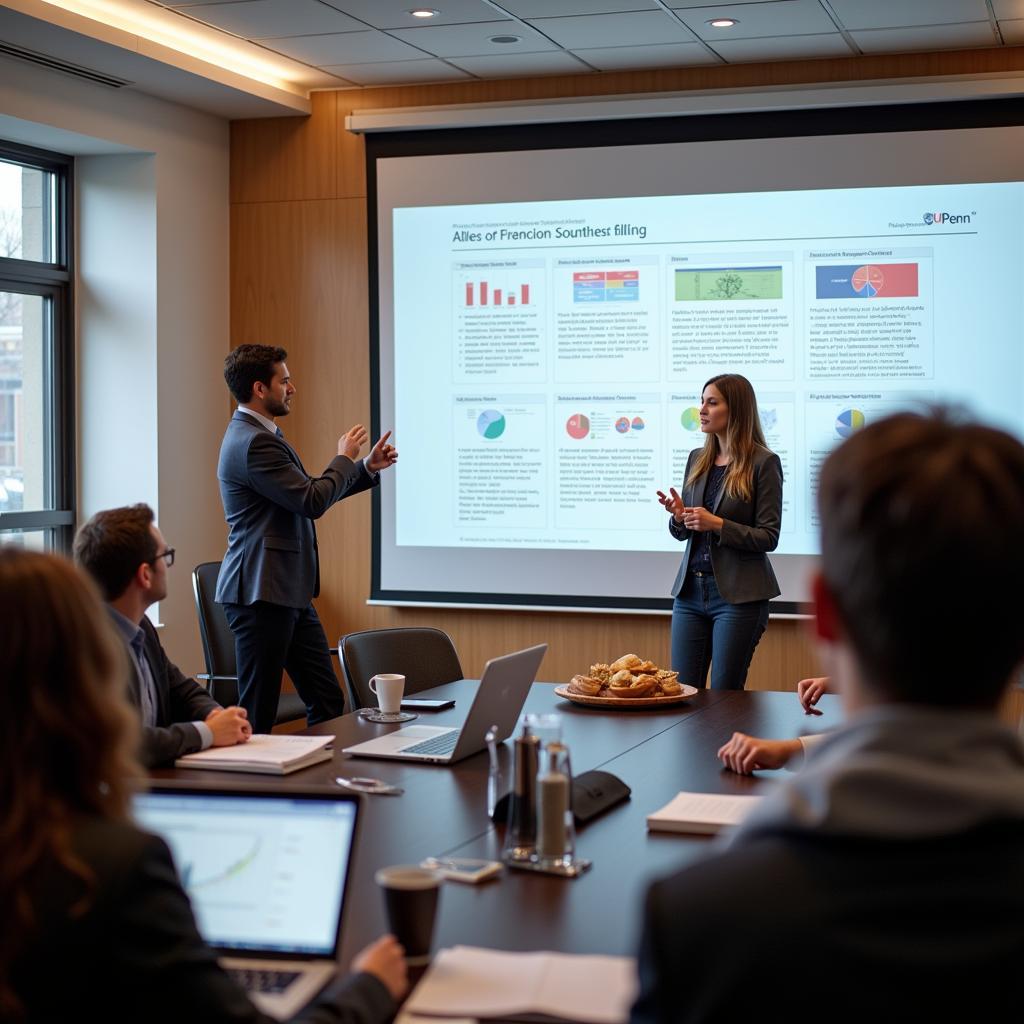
[223,344,288,403]
[817,409,1024,709]
[73,504,158,601]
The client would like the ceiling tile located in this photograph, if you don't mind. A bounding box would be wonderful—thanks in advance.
[825,0,990,31]
[528,11,696,48]
[708,32,855,62]
[573,42,719,69]
[318,1,512,30]
[173,0,364,37]
[849,21,997,53]
[256,30,427,65]
[386,20,559,56]
[672,1,838,41]
[999,18,1024,43]
[498,1,658,15]
[319,58,473,83]
[447,51,592,76]
[992,1,1024,18]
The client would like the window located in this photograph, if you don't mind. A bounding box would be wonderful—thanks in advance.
[0,141,73,551]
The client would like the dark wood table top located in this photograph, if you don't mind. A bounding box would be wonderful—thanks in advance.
[157,683,841,964]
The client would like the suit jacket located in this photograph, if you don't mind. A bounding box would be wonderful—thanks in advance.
[14,817,396,1024]
[124,614,220,769]
[668,445,782,603]
[215,410,377,609]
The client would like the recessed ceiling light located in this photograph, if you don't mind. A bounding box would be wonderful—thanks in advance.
[707,18,739,28]
[409,8,439,17]
[489,35,521,44]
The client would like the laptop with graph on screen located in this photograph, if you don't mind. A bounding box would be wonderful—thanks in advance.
[133,785,359,1020]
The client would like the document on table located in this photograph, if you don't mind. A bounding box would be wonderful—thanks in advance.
[646,791,762,834]
[174,734,333,774]
[403,946,637,1024]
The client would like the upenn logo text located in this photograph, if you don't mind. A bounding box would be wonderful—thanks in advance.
[923,211,972,225]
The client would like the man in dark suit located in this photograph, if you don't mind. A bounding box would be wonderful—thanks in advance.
[216,344,397,733]
[632,411,1024,1022]
[74,504,251,767]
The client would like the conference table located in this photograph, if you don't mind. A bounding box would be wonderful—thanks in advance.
[159,682,840,966]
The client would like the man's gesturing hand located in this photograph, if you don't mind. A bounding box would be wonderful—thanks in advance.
[339,424,369,460]
[366,430,398,473]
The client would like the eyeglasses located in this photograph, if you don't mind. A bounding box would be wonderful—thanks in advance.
[151,548,175,568]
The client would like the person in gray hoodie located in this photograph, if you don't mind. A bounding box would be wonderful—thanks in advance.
[632,409,1024,1023]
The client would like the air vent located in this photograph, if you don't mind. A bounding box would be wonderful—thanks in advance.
[0,39,131,88]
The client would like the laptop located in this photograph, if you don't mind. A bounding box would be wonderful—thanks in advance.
[342,643,547,764]
[133,785,359,1020]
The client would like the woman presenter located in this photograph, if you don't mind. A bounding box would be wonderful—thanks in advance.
[657,373,782,690]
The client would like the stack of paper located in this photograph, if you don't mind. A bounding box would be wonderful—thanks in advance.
[174,734,333,775]
[403,946,637,1024]
[646,791,761,835]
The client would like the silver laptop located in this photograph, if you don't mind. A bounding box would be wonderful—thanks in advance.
[342,644,547,764]
[134,786,359,1020]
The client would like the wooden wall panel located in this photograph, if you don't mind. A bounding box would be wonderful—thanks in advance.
[234,48,1024,689]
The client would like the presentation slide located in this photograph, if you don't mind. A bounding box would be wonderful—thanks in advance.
[374,126,1024,609]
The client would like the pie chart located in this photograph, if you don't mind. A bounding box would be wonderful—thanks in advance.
[615,417,631,434]
[477,409,506,440]
[631,416,645,431]
[566,413,590,440]
[851,265,885,298]
[681,407,701,431]
[835,408,865,439]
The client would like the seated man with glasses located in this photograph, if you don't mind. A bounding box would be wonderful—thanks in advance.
[74,504,251,767]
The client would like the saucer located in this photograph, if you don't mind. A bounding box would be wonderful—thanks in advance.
[357,709,418,723]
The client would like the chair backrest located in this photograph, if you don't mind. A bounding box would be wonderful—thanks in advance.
[339,628,463,710]
[191,561,239,706]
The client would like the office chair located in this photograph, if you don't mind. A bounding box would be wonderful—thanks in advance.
[191,561,306,727]
[339,627,463,711]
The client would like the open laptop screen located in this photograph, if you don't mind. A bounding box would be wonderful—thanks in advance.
[134,791,357,957]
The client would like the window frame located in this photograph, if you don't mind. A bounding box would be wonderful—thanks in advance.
[0,139,74,550]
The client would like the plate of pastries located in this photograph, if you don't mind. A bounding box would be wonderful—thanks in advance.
[555,654,699,708]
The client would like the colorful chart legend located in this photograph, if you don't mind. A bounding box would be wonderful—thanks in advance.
[815,263,919,299]
[573,270,639,302]
[477,410,506,439]
[565,413,590,440]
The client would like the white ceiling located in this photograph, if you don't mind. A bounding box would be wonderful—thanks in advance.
[148,0,1024,88]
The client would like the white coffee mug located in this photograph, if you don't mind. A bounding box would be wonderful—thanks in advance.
[369,673,405,714]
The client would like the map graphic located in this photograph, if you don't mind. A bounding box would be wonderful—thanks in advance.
[675,266,783,301]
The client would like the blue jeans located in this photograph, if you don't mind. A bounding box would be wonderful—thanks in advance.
[670,573,769,690]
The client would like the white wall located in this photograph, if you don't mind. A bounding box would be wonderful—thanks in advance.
[0,55,231,671]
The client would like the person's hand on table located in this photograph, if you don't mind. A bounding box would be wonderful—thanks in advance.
[656,487,685,523]
[352,934,408,1001]
[366,430,398,473]
[205,706,251,745]
[797,676,829,715]
[339,424,369,461]
[717,732,803,775]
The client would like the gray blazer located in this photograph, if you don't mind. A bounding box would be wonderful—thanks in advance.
[215,410,377,609]
[669,445,782,603]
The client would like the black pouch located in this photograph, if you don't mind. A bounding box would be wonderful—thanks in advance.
[491,770,631,826]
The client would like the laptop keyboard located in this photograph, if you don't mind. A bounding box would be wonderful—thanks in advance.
[228,968,301,994]
[402,731,459,756]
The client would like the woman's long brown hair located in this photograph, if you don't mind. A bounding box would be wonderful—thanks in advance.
[685,373,769,502]
[0,548,141,1019]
